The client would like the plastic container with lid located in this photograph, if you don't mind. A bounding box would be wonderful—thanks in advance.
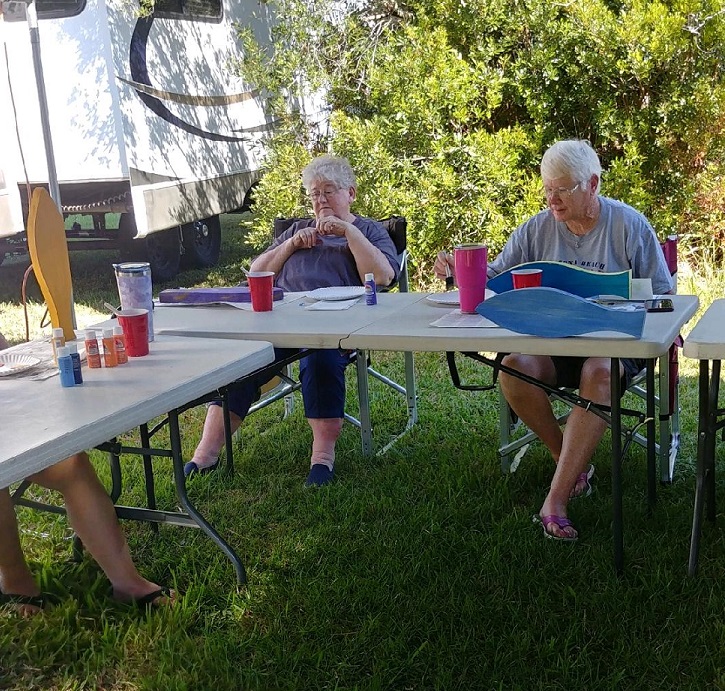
[113,262,154,341]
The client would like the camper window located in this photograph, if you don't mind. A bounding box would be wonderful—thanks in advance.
[149,0,221,20]
[36,0,86,19]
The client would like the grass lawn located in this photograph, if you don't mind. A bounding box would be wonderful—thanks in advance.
[1,216,724,690]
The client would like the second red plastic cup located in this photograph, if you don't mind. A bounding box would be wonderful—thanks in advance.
[511,268,543,289]
[117,308,149,357]
[247,271,275,312]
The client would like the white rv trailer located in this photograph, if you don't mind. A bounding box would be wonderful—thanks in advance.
[0,0,306,280]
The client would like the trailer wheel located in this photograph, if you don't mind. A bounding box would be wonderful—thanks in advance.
[118,214,181,282]
[145,228,182,282]
[181,216,221,269]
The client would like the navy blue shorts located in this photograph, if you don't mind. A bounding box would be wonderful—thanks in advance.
[212,348,351,419]
[552,356,645,393]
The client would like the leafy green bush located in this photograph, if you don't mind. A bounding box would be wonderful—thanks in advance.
[238,0,725,280]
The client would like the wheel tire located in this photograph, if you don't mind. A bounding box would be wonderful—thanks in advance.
[145,228,182,282]
[180,216,221,269]
[117,213,181,282]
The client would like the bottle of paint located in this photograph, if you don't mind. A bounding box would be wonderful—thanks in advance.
[102,328,117,367]
[113,325,128,364]
[66,341,83,384]
[364,273,377,305]
[51,327,65,364]
[84,330,102,369]
[56,346,75,387]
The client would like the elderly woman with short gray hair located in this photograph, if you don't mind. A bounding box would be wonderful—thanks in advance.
[186,155,399,486]
[434,139,672,541]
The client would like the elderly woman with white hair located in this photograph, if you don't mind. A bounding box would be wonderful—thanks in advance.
[434,139,672,541]
[186,155,400,486]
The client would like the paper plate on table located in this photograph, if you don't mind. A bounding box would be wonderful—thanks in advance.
[307,286,366,301]
[426,291,460,306]
[0,353,41,377]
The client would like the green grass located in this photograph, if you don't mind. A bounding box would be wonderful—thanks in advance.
[1,217,725,689]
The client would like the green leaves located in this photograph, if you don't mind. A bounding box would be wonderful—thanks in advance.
[239,0,725,271]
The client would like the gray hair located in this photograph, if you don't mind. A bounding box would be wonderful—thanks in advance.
[301,155,356,191]
[540,140,602,193]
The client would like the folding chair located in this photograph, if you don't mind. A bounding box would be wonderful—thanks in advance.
[250,215,417,456]
[450,237,681,481]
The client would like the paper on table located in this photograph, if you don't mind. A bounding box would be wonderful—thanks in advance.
[430,310,499,328]
[305,298,359,311]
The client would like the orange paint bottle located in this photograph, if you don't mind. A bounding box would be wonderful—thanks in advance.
[102,328,117,367]
[84,330,102,369]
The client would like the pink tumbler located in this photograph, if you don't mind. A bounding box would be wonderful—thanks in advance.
[454,244,488,314]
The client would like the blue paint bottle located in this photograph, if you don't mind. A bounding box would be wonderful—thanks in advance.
[67,341,83,384]
[364,273,377,305]
[56,346,75,387]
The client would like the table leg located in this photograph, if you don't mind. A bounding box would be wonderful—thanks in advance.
[688,359,712,576]
[168,409,247,585]
[355,350,374,457]
[705,360,721,522]
[222,391,234,474]
[611,357,624,575]
[139,423,159,535]
[646,359,657,512]
[108,438,122,504]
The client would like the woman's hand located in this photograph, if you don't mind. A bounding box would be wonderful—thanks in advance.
[290,226,322,250]
[433,251,455,281]
[315,215,353,237]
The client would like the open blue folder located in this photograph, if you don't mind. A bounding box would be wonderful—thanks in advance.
[487,261,631,298]
[476,287,645,338]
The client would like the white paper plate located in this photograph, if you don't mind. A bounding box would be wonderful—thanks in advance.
[0,352,41,377]
[426,291,460,306]
[307,286,366,301]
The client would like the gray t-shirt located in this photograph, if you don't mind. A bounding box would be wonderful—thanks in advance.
[262,216,400,293]
[488,197,673,295]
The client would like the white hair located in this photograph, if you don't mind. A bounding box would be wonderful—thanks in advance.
[540,139,602,193]
[301,155,356,191]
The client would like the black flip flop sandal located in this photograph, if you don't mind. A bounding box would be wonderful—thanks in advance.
[0,591,45,612]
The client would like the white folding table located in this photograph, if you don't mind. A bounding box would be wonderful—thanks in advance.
[1,335,275,583]
[151,291,427,455]
[339,293,699,574]
[685,298,725,575]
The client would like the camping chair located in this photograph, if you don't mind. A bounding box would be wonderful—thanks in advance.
[26,188,76,340]
[449,236,681,481]
[248,215,417,456]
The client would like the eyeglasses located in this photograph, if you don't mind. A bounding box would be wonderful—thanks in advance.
[308,186,341,201]
[542,182,582,200]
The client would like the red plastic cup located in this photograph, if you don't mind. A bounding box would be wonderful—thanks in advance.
[454,244,488,314]
[117,308,149,357]
[247,271,275,312]
[511,268,543,289]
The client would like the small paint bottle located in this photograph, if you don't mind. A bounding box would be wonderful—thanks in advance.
[364,273,377,305]
[56,346,75,387]
[113,325,128,364]
[84,329,102,369]
[102,328,117,367]
[51,327,65,364]
[66,341,83,384]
